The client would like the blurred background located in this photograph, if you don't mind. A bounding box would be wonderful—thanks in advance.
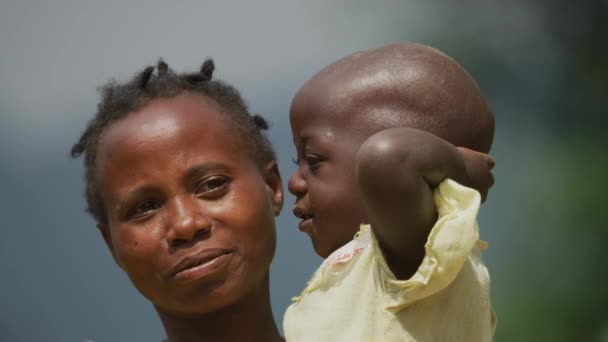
[0,0,606,341]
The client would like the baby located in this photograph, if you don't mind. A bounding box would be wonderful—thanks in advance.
[284,43,496,341]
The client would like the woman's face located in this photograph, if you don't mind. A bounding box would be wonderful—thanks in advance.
[96,93,283,316]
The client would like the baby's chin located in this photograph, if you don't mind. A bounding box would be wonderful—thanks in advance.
[310,235,345,259]
[310,236,332,259]
[314,247,332,259]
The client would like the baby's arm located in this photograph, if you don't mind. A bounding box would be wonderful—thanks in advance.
[355,127,491,279]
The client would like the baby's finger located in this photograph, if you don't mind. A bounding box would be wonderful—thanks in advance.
[487,155,495,170]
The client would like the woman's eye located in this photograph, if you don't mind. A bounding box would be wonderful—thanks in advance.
[196,176,229,195]
[127,200,161,219]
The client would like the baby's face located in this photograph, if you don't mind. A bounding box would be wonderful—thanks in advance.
[288,86,376,258]
[96,93,281,316]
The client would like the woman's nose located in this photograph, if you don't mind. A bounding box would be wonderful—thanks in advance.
[288,168,307,197]
[166,196,210,247]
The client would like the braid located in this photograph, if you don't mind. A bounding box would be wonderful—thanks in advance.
[157,59,169,77]
[139,66,155,89]
[71,58,276,224]
[70,129,88,158]
[252,114,269,130]
[200,59,214,81]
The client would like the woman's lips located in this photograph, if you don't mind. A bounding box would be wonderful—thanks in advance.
[171,249,232,281]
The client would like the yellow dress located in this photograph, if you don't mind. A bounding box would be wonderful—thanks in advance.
[283,179,496,341]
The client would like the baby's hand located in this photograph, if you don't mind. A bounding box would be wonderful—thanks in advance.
[457,147,495,203]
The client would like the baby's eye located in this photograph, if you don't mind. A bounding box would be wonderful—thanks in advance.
[127,200,161,219]
[305,155,322,169]
[196,176,230,197]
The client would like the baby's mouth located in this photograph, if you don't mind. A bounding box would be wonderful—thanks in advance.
[298,215,315,233]
[293,205,315,232]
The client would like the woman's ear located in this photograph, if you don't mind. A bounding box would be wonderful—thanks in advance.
[97,223,123,269]
[263,161,284,216]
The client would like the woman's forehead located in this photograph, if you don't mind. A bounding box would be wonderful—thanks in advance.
[104,95,229,143]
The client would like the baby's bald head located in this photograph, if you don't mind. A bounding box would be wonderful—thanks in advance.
[292,43,494,152]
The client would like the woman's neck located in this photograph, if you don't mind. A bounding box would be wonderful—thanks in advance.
[156,276,283,342]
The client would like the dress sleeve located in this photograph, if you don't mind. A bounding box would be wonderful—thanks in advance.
[368,179,483,312]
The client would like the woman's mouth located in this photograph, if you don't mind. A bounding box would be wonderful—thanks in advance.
[171,249,232,281]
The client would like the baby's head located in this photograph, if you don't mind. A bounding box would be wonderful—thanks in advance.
[288,43,494,257]
[71,60,283,316]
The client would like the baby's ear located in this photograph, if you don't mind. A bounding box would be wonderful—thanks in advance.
[97,223,123,269]
[264,161,284,216]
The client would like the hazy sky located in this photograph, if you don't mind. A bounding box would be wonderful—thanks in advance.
[0,0,558,341]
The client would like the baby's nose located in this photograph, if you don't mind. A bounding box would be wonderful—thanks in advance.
[288,170,307,196]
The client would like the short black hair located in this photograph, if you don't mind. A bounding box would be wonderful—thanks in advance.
[71,59,276,225]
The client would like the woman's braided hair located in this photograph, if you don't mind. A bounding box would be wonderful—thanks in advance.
[71,59,276,224]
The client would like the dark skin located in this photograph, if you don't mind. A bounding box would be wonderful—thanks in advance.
[95,93,284,342]
[289,43,495,280]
